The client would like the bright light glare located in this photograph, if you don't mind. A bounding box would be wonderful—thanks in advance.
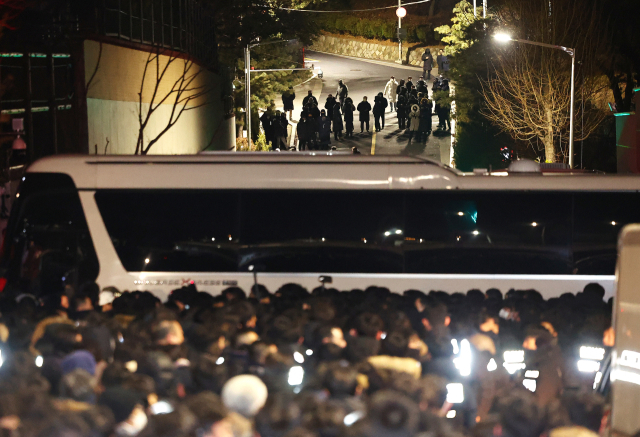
[580,346,605,361]
[294,351,305,364]
[593,371,603,389]
[503,350,525,363]
[344,411,364,426]
[446,383,464,404]
[35,355,43,367]
[523,378,537,392]
[125,360,138,373]
[612,369,640,386]
[395,229,403,235]
[504,362,526,374]
[531,222,538,227]
[216,357,225,365]
[453,339,472,376]
[487,358,498,372]
[288,366,304,386]
[145,258,150,264]
[306,349,313,356]
[524,370,539,379]
[611,221,617,226]
[151,400,174,415]
[472,230,480,236]
[381,332,387,340]
[457,211,464,216]
[578,359,600,373]
[451,339,460,355]
[0,350,3,368]
[384,231,391,236]
[494,33,513,42]
[446,410,457,419]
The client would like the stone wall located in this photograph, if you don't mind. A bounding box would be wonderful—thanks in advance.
[309,34,443,68]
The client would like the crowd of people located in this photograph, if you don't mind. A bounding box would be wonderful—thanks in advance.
[272,74,453,151]
[0,279,619,437]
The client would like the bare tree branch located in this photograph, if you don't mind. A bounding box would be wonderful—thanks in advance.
[136,47,211,155]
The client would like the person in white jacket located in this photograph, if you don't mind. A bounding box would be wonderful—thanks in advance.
[383,76,399,112]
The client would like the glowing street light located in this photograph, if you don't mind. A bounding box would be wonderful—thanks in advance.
[396,2,406,63]
[494,32,576,168]
[493,33,512,42]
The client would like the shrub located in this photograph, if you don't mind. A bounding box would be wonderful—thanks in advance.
[415,26,428,42]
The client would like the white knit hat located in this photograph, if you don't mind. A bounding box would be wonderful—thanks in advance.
[221,374,268,418]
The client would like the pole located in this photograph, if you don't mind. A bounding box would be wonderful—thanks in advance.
[568,51,575,169]
[507,38,576,168]
[245,45,251,144]
[398,0,402,63]
[473,0,476,17]
[483,0,486,18]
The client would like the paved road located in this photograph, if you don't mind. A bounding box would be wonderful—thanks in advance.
[305,51,453,165]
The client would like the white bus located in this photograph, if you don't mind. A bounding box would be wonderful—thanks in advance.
[1,153,638,301]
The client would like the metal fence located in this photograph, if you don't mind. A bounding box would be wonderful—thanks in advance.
[61,0,218,69]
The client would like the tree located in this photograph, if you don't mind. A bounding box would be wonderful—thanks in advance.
[481,0,609,163]
[135,47,210,155]
[434,0,481,56]
[596,0,639,112]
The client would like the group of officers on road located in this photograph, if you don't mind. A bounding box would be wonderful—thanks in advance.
[272,74,452,151]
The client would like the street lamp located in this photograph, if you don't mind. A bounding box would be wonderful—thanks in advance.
[494,33,576,168]
[244,40,313,145]
[396,3,406,63]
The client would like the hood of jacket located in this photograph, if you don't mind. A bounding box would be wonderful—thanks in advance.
[367,355,421,379]
[409,104,420,114]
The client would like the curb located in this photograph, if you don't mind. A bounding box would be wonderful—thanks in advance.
[306,50,424,72]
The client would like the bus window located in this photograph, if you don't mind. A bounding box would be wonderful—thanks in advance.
[573,192,640,275]
[95,190,240,272]
[95,190,405,274]
[404,192,573,274]
[1,173,99,295]
[239,190,404,273]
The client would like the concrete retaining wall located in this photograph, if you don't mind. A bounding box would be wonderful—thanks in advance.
[309,34,443,68]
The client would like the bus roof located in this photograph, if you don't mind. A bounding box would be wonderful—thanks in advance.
[26,154,640,191]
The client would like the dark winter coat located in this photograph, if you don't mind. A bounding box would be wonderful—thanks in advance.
[373,95,388,116]
[396,95,408,118]
[343,99,355,123]
[260,113,275,141]
[282,90,295,111]
[421,50,433,70]
[318,117,331,146]
[419,102,432,132]
[416,80,428,95]
[302,94,318,108]
[325,96,337,118]
[307,105,320,120]
[275,115,289,137]
[436,53,445,71]
[405,80,414,91]
[441,55,450,72]
[332,103,344,131]
[357,101,371,122]
[337,84,349,99]
[296,118,310,141]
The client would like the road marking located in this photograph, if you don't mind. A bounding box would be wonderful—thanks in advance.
[371,131,376,155]
[305,58,320,62]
